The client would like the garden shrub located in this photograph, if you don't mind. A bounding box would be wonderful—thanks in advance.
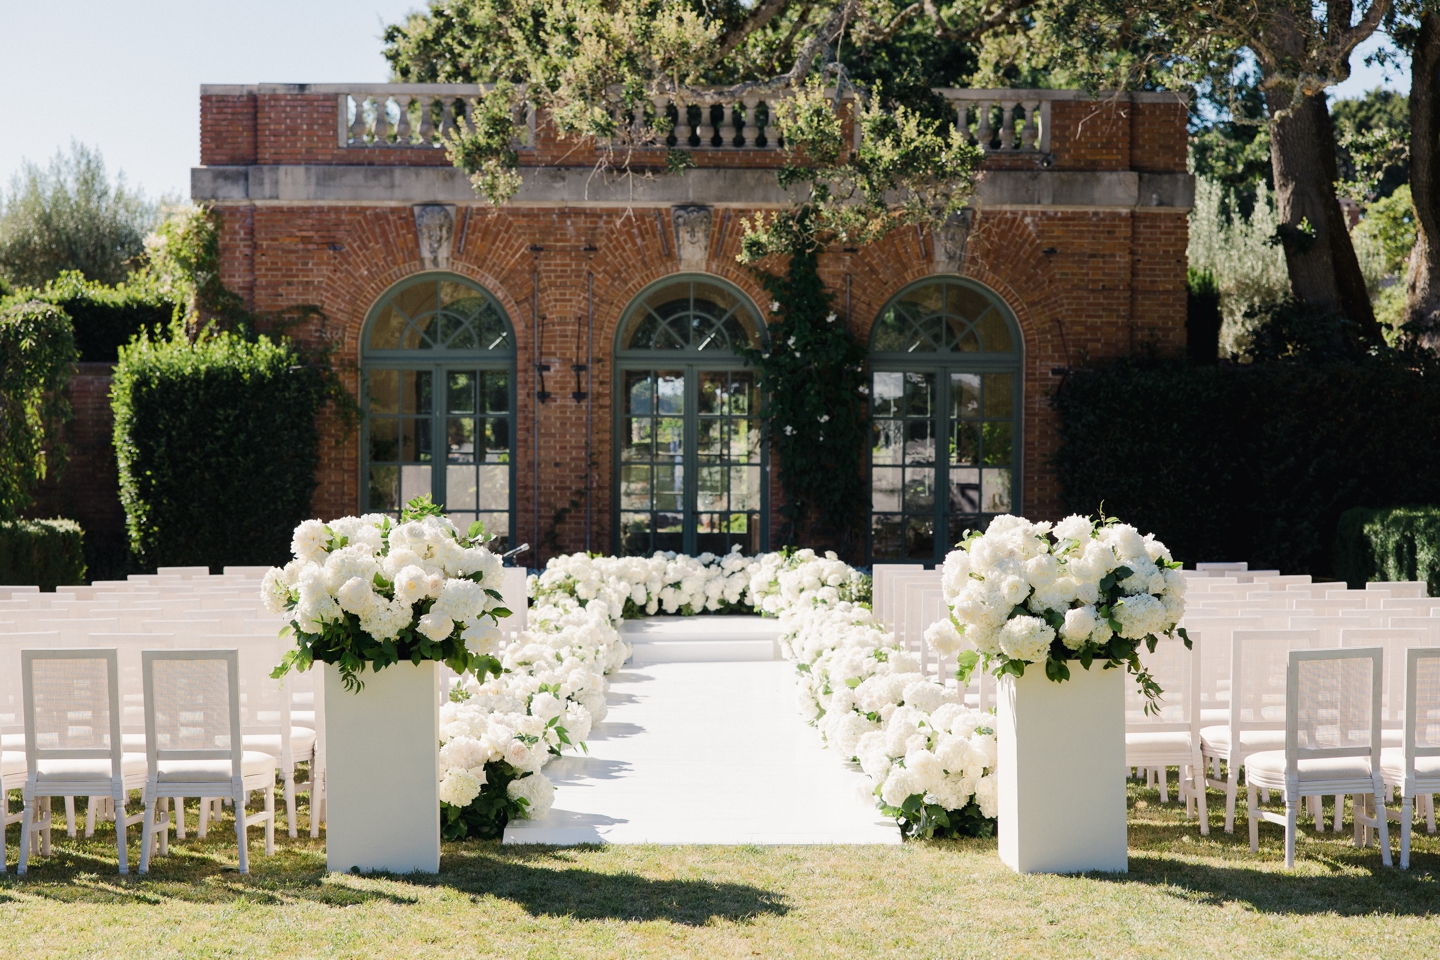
[0,518,86,590]
[112,330,324,571]
[1334,506,1440,595]
[4,270,177,362]
[0,299,77,520]
[1052,355,1440,576]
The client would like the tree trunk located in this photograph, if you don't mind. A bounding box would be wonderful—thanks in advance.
[1407,13,1440,344]
[1267,86,1382,341]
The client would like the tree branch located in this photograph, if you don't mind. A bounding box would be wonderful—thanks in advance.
[709,0,796,66]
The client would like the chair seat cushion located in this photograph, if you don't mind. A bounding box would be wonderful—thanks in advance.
[156,752,277,782]
[291,711,315,729]
[1381,728,1404,746]
[1199,725,1285,754]
[1244,750,1375,782]
[1,733,23,750]
[2,750,25,776]
[1380,748,1440,783]
[36,753,147,781]
[242,728,317,760]
[1126,731,1193,758]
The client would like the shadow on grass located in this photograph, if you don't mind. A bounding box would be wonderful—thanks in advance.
[427,844,789,925]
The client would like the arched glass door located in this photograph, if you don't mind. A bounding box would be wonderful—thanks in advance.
[361,273,517,550]
[614,275,767,556]
[869,278,1023,563]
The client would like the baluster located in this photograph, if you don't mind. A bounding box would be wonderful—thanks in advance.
[954,100,970,145]
[417,95,436,146]
[975,99,994,150]
[373,97,392,144]
[999,101,1016,149]
[394,95,413,146]
[651,97,671,147]
[438,98,456,140]
[739,96,758,148]
[719,101,737,147]
[348,95,367,145]
[1020,100,1040,151]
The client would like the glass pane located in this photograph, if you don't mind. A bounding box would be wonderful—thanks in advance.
[904,420,935,464]
[476,305,510,351]
[447,418,476,462]
[625,371,653,416]
[484,371,509,413]
[981,422,1012,465]
[872,422,903,467]
[369,418,399,463]
[447,371,475,414]
[443,312,479,350]
[654,464,684,511]
[871,309,910,353]
[654,523,683,554]
[905,516,935,559]
[625,312,661,350]
[946,283,991,322]
[873,372,904,417]
[698,372,728,415]
[689,281,741,319]
[949,467,981,513]
[982,469,1012,513]
[697,466,727,511]
[656,418,685,457]
[477,464,509,510]
[402,317,436,350]
[401,419,432,462]
[951,373,981,419]
[368,465,399,512]
[731,466,760,511]
[951,421,978,466]
[916,314,945,352]
[697,419,725,459]
[871,467,902,512]
[620,513,651,556]
[401,371,433,414]
[368,306,407,350]
[445,464,477,510]
[983,373,1014,418]
[872,514,903,560]
[730,374,756,415]
[368,370,399,415]
[903,469,934,512]
[947,515,973,552]
[954,325,981,352]
[732,419,760,461]
[440,281,485,312]
[623,418,653,461]
[401,464,432,502]
[656,373,685,415]
[975,307,1014,352]
[621,464,651,509]
[904,372,934,417]
[899,281,945,318]
[392,280,439,320]
[484,417,510,461]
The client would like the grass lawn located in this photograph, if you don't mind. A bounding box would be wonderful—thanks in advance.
[2,777,1437,959]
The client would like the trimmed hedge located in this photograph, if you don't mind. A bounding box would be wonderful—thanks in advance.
[1052,356,1440,576]
[2,270,177,363]
[112,331,323,571]
[0,519,86,590]
[1334,507,1440,595]
[0,299,77,521]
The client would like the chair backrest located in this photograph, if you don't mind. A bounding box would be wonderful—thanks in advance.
[1231,629,1318,734]
[1196,562,1248,572]
[1369,581,1428,599]
[1287,647,1382,773]
[1404,648,1440,771]
[872,564,923,628]
[1339,627,1431,725]
[1288,614,1383,647]
[1294,598,1368,615]
[0,633,60,738]
[498,567,528,638]
[22,647,124,779]
[1382,616,1440,645]
[885,570,934,641]
[900,574,943,669]
[1128,633,1199,736]
[142,648,243,779]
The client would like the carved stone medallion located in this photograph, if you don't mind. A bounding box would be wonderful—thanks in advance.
[932,209,974,275]
[413,204,457,270]
[671,205,714,270]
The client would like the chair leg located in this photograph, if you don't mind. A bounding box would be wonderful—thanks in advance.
[158,797,170,858]
[1159,768,1169,804]
[18,791,34,875]
[1247,781,1260,852]
[265,783,275,856]
[1400,795,1413,870]
[64,796,76,838]
[1225,762,1239,834]
[1353,795,1364,847]
[1261,787,1271,805]
[85,795,97,838]
[198,795,210,838]
[1374,781,1393,867]
[114,787,129,875]
[235,788,249,875]
[139,792,156,874]
[1284,797,1298,870]
[175,797,186,840]
[284,768,297,839]
[1334,794,1343,833]
[38,797,51,856]
[1426,794,1437,834]
[310,771,324,838]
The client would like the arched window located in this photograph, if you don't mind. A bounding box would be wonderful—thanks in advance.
[614,275,767,556]
[868,278,1023,563]
[361,273,516,549]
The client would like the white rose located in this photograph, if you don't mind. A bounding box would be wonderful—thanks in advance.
[1059,605,1098,650]
[417,612,454,643]
[1053,514,1093,545]
[393,564,430,604]
[998,615,1055,663]
[291,519,329,561]
[1000,576,1029,605]
[336,576,372,615]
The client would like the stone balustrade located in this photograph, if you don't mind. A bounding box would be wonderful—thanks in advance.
[340,84,536,149]
[936,89,1052,155]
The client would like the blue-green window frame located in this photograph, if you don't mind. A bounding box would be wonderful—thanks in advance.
[360,272,518,549]
[868,276,1024,564]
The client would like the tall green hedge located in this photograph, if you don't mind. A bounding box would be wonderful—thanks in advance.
[0,519,86,590]
[112,331,323,571]
[1,270,177,363]
[1334,507,1440,594]
[1052,356,1440,576]
[0,299,77,520]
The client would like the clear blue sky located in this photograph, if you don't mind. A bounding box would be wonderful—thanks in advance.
[0,4,1414,204]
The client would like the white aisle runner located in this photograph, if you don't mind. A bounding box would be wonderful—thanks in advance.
[504,618,901,845]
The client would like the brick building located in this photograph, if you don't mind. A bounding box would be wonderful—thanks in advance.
[189,83,1193,566]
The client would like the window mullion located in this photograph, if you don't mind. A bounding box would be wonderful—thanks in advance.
[683,365,698,555]
[936,366,949,564]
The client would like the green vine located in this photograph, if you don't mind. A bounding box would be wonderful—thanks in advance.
[738,228,868,554]
[0,300,78,521]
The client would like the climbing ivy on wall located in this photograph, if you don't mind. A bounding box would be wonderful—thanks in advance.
[740,236,869,557]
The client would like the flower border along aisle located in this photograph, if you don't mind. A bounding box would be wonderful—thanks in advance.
[936,514,1189,873]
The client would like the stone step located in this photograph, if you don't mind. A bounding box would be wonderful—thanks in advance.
[620,615,783,663]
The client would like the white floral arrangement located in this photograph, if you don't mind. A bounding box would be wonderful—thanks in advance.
[529,546,757,617]
[263,496,510,691]
[931,513,1188,704]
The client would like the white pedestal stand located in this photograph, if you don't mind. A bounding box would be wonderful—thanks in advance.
[323,661,441,873]
[998,664,1127,874]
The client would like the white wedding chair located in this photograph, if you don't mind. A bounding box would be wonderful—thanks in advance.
[871,564,923,631]
[1243,647,1391,868]
[1288,615,1383,648]
[1126,633,1208,832]
[139,648,276,874]
[1382,647,1440,868]
[18,648,148,874]
[1201,628,1318,832]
